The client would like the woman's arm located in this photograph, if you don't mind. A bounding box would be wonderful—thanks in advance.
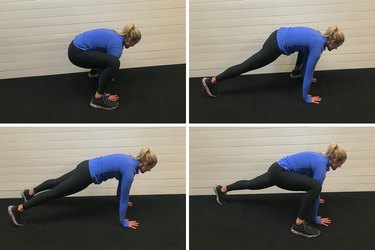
[302,48,322,104]
[118,174,134,228]
[311,168,327,224]
[311,196,322,224]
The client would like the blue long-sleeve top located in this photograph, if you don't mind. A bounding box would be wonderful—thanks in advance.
[73,28,125,58]
[277,152,330,224]
[88,154,139,228]
[277,27,327,103]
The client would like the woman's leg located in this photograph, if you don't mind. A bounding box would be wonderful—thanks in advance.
[268,163,322,221]
[225,171,275,192]
[215,30,282,83]
[215,163,277,205]
[294,52,304,70]
[270,167,323,238]
[290,52,304,79]
[221,162,321,218]
[68,42,120,95]
[22,167,77,201]
[31,168,76,195]
[21,160,93,210]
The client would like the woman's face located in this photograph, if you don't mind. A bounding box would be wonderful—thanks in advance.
[125,38,137,49]
[139,162,154,173]
[331,158,345,170]
[327,40,341,51]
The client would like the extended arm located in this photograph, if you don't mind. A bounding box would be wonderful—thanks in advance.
[118,174,133,228]
[302,48,322,104]
[311,168,327,224]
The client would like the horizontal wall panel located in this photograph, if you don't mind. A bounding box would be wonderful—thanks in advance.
[190,127,375,195]
[0,0,185,79]
[0,127,186,198]
[190,0,375,77]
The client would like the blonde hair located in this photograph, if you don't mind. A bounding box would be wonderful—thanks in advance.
[321,25,345,46]
[117,23,141,43]
[134,146,157,167]
[324,143,347,162]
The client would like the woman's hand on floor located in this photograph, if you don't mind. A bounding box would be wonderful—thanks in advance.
[309,95,321,104]
[108,94,119,102]
[320,198,325,204]
[318,216,331,227]
[128,220,139,229]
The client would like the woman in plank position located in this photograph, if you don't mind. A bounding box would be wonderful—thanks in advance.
[8,147,157,229]
[202,25,345,104]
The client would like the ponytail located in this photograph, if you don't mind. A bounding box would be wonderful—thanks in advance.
[324,143,347,162]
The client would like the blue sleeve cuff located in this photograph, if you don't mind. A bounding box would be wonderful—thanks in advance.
[314,216,321,224]
[121,219,129,228]
[303,95,312,103]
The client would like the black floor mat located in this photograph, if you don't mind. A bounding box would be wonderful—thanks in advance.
[0,64,185,123]
[1,195,185,250]
[190,68,375,123]
[190,192,375,250]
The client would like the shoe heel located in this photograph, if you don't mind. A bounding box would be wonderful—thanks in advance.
[20,191,26,202]
[7,206,18,226]
[202,78,216,97]
[213,186,223,205]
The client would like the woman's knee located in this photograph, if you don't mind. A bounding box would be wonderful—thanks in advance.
[114,58,120,69]
[107,57,120,69]
[311,181,322,194]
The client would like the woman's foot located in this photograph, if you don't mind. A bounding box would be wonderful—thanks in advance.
[20,189,33,202]
[291,221,320,238]
[214,185,226,205]
[90,95,119,110]
[290,69,301,79]
[202,77,219,97]
[88,69,99,78]
[290,69,318,83]
[8,205,26,226]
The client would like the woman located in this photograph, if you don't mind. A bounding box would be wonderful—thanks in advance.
[68,23,141,110]
[214,144,347,238]
[8,147,157,229]
[202,25,345,104]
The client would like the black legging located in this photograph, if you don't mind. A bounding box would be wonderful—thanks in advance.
[23,160,93,210]
[216,30,282,82]
[68,41,120,94]
[227,162,322,221]
[295,52,304,68]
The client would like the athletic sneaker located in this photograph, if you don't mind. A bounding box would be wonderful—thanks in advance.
[214,185,226,205]
[21,189,32,202]
[202,77,219,97]
[89,95,119,110]
[8,205,26,227]
[291,222,321,238]
[88,69,99,78]
[290,69,301,79]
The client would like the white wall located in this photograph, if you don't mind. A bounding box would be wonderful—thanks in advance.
[190,127,375,195]
[0,0,186,79]
[0,127,186,198]
[190,0,375,77]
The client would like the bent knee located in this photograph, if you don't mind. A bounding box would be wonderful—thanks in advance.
[111,58,120,69]
[312,181,322,193]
